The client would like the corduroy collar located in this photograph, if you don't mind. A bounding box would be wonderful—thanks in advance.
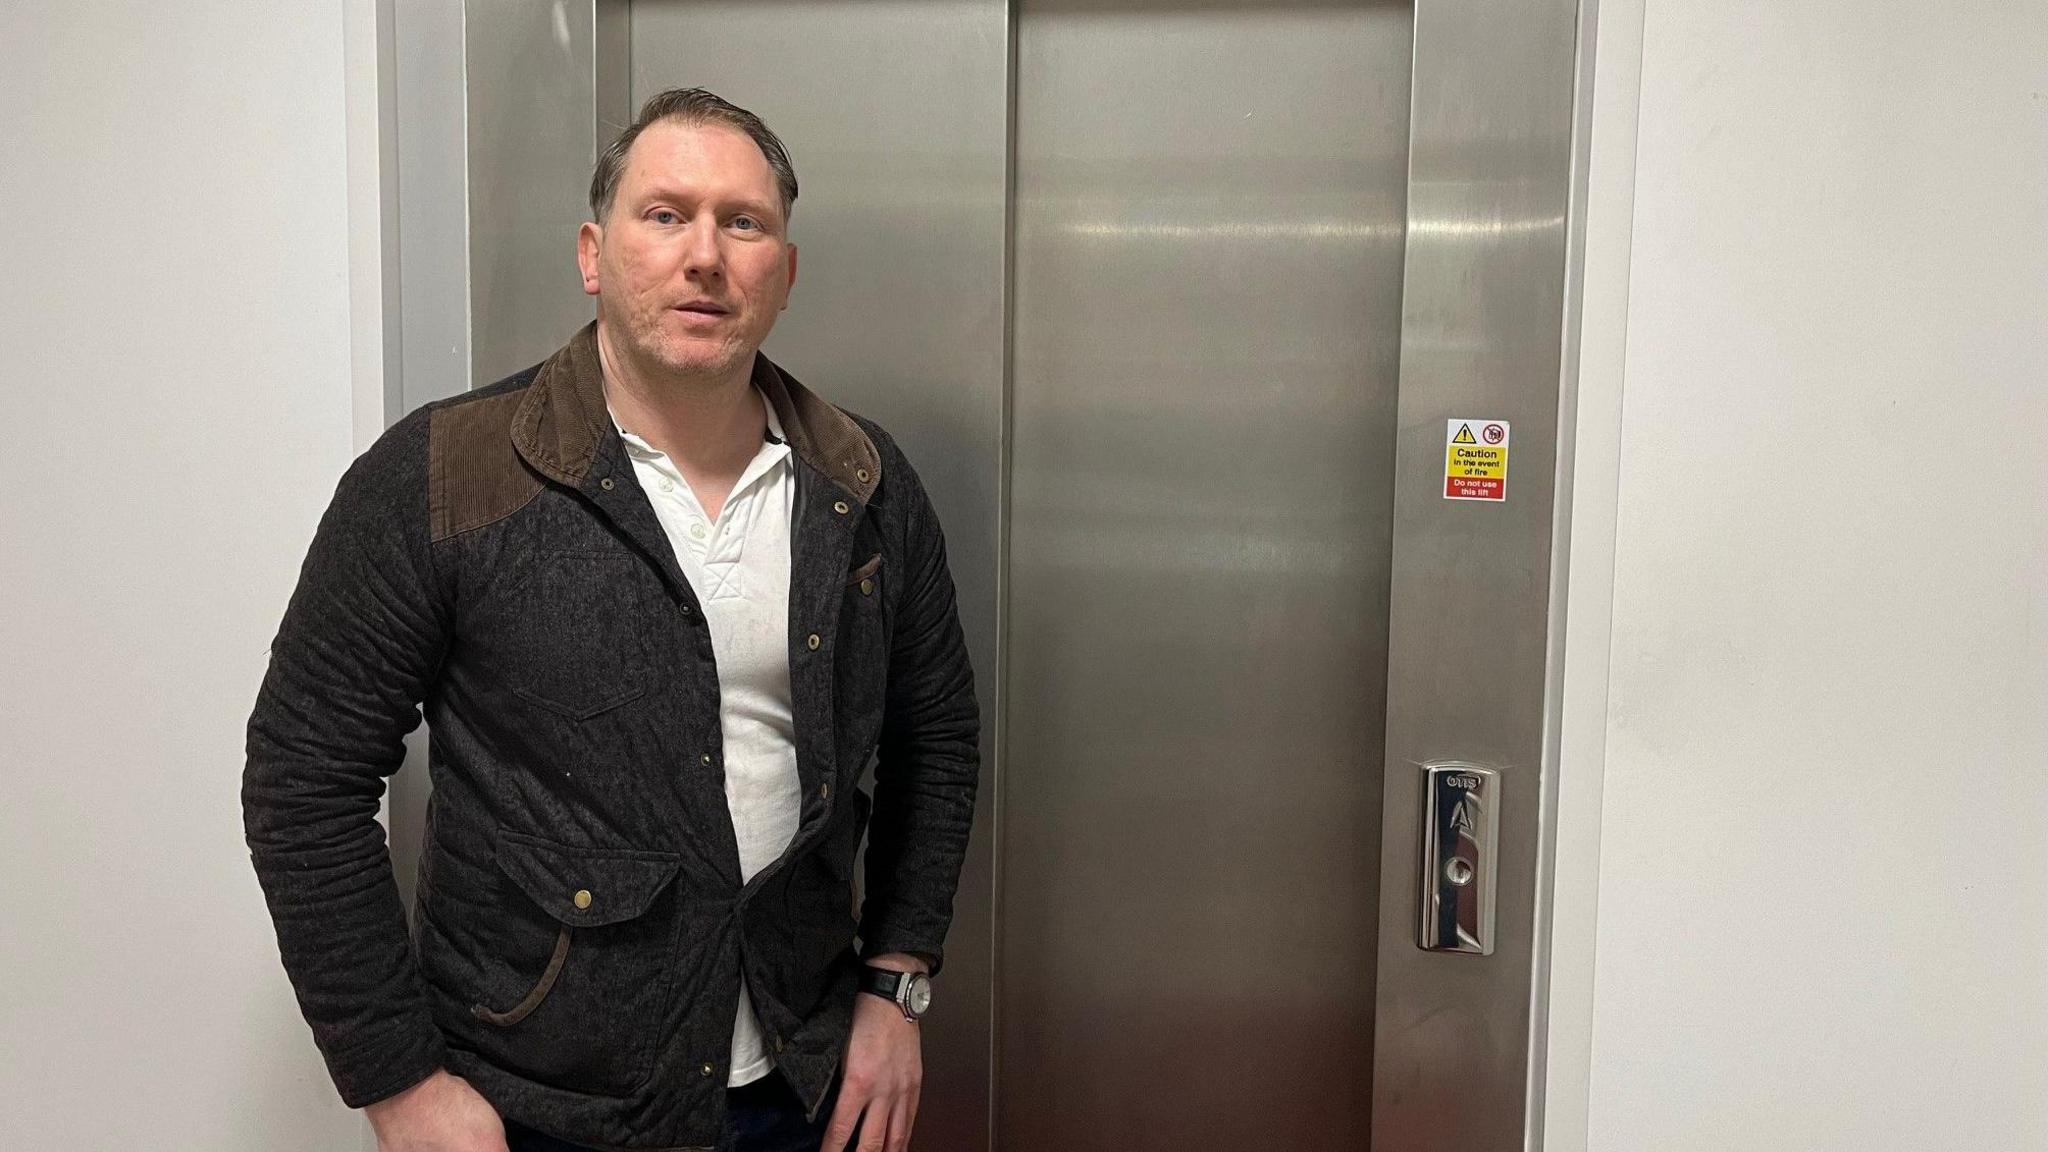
[510,321,881,504]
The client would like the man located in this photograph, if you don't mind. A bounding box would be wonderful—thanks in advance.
[244,88,979,1152]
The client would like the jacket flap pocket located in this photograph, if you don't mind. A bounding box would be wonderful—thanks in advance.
[493,830,683,928]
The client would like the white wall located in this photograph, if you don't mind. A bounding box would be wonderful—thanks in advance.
[0,4,378,1147]
[1552,1,2048,1148]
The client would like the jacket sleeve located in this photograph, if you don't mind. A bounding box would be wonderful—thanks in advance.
[859,444,981,976]
[242,407,449,1108]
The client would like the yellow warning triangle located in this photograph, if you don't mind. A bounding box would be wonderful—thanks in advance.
[1452,424,1478,444]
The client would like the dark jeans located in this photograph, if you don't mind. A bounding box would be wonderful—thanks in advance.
[504,1070,838,1152]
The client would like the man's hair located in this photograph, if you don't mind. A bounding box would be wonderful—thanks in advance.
[588,87,799,225]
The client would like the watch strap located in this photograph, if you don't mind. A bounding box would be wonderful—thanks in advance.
[859,966,906,1002]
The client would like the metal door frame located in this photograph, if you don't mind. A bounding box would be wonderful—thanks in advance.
[1373,0,1583,1144]
[379,1,1595,1147]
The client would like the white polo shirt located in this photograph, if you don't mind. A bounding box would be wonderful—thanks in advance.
[608,389,800,1089]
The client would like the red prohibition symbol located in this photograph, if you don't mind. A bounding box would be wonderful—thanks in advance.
[1482,423,1506,444]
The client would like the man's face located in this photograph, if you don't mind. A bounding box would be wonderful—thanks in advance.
[579,119,797,382]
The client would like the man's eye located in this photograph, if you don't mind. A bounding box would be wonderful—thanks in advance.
[732,216,759,232]
[650,209,680,225]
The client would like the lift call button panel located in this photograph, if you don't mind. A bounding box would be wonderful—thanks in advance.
[1420,762,1499,955]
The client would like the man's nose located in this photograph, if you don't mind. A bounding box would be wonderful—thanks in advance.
[681,213,724,279]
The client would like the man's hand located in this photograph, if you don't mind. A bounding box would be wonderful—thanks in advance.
[365,1069,509,1152]
[823,954,926,1152]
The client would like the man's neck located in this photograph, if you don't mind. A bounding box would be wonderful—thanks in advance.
[595,320,766,479]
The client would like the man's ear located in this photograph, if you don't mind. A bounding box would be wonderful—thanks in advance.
[577,221,604,297]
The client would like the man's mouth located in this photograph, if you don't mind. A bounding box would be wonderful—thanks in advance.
[674,301,730,316]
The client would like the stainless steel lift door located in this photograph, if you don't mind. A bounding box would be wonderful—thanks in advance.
[1000,3,1408,1148]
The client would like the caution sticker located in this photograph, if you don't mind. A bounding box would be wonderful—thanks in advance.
[1444,419,1509,501]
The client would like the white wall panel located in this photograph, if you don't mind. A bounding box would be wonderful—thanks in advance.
[0,3,373,1148]
[1560,3,2048,1148]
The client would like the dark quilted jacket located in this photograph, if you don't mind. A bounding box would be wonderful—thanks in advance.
[242,323,979,1150]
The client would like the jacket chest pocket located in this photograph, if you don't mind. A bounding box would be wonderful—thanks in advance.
[846,552,882,598]
[480,550,676,721]
[832,553,889,733]
[462,830,684,1098]
[842,552,886,643]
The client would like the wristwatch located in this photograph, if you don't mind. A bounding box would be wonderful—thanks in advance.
[859,965,934,1022]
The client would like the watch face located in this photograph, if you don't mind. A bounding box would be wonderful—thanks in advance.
[906,973,933,1016]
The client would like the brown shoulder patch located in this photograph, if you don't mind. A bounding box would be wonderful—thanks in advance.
[429,388,544,542]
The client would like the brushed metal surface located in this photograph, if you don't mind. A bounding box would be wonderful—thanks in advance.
[464,0,603,386]
[1370,0,1580,1146]
[624,7,1010,1149]
[1001,2,1411,1147]
[395,0,472,413]
[593,0,632,145]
